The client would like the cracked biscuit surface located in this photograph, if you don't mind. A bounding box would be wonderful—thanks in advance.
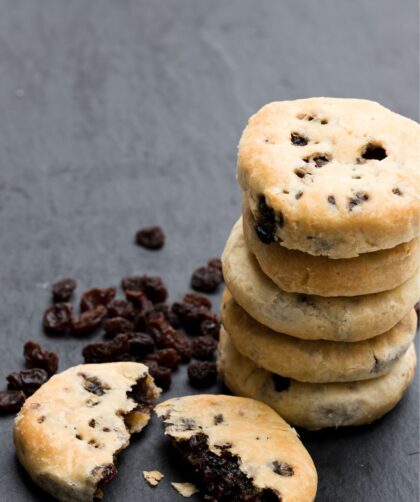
[242,202,420,297]
[238,97,420,258]
[156,394,317,502]
[218,328,417,430]
[222,289,417,383]
[222,220,420,341]
[14,362,160,502]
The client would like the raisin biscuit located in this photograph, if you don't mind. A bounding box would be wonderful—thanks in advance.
[218,328,417,430]
[242,202,419,297]
[238,98,420,258]
[222,289,417,383]
[14,362,160,502]
[156,395,317,502]
[222,220,420,341]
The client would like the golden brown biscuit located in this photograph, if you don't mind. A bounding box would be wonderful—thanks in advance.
[222,289,417,383]
[238,98,420,258]
[14,362,160,502]
[243,201,419,296]
[156,395,317,502]
[218,328,417,430]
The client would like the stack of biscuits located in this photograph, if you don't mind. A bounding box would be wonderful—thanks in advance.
[218,98,420,430]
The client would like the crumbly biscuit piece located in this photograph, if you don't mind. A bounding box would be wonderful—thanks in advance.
[238,98,420,258]
[156,395,317,502]
[14,362,160,502]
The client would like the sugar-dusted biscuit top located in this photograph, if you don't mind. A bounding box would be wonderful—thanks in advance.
[238,97,420,258]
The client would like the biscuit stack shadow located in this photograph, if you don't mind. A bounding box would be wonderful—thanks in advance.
[217,98,420,430]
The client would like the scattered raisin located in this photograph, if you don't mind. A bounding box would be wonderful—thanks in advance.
[103,317,135,338]
[107,299,136,320]
[191,336,217,360]
[183,293,212,310]
[80,287,116,312]
[52,278,77,302]
[82,342,114,363]
[127,333,155,358]
[121,275,168,303]
[124,290,154,327]
[290,132,308,146]
[23,341,58,376]
[200,319,221,340]
[143,360,172,390]
[191,266,223,293]
[327,195,336,205]
[7,368,49,395]
[162,330,192,362]
[0,390,26,413]
[71,305,107,336]
[153,303,181,328]
[147,348,181,370]
[187,360,217,388]
[93,464,117,488]
[208,258,223,273]
[135,226,165,250]
[392,188,402,196]
[43,303,73,335]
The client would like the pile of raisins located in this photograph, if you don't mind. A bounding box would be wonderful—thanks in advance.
[0,341,58,413]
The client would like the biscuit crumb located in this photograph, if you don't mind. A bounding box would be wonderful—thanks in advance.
[143,470,164,487]
[171,482,199,497]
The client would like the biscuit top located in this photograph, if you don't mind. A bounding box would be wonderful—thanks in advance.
[238,98,420,257]
[14,362,160,502]
[156,395,317,502]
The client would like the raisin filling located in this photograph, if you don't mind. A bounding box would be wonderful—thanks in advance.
[175,433,280,502]
[127,375,156,414]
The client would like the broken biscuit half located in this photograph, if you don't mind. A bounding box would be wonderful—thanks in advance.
[156,394,317,502]
[14,362,160,502]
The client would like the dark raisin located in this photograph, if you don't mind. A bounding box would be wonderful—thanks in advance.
[92,463,117,488]
[43,303,73,335]
[146,312,173,345]
[294,168,307,179]
[348,191,369,211]
[80,287,116,312]
[214,414,224,425]
[135,226,165,250]
[52,278,77,302]
[258,196,275,222]
[124,290,154,327]
[392,188,402,196]
[82,342,112,363]
[178,304,217,336]
[121,275,168,303]
[71,305,107,336]
[290,132,308,146]
[143,360,172,391]
[183,293,212,310]
[81,375,108,396]
[107,299,136,320]
[201,319,220,340]
[327,195,336,205]
[127,333,155,358]
[304,154,330,167]
[163,330,192,362]
[255,222,276,244]
[272,374,291,392]
[147,348,181,370]
[191,336,217,360]
[208,258,223,273]
[0,390,26,413]
[187,360,217,388]
[23,341,58,376]
[295,191,303,200]
[191,266,223,293]
[153,303,181,328]
[7,368,49,395]
[103,317,135,338]
[415,302,419,327]
[361,143,387,161]
[273,460,294,476]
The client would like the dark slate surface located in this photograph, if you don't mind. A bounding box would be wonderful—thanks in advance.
[0,1,418,501]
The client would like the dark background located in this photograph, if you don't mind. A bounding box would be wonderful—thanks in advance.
[0,1,418,501]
